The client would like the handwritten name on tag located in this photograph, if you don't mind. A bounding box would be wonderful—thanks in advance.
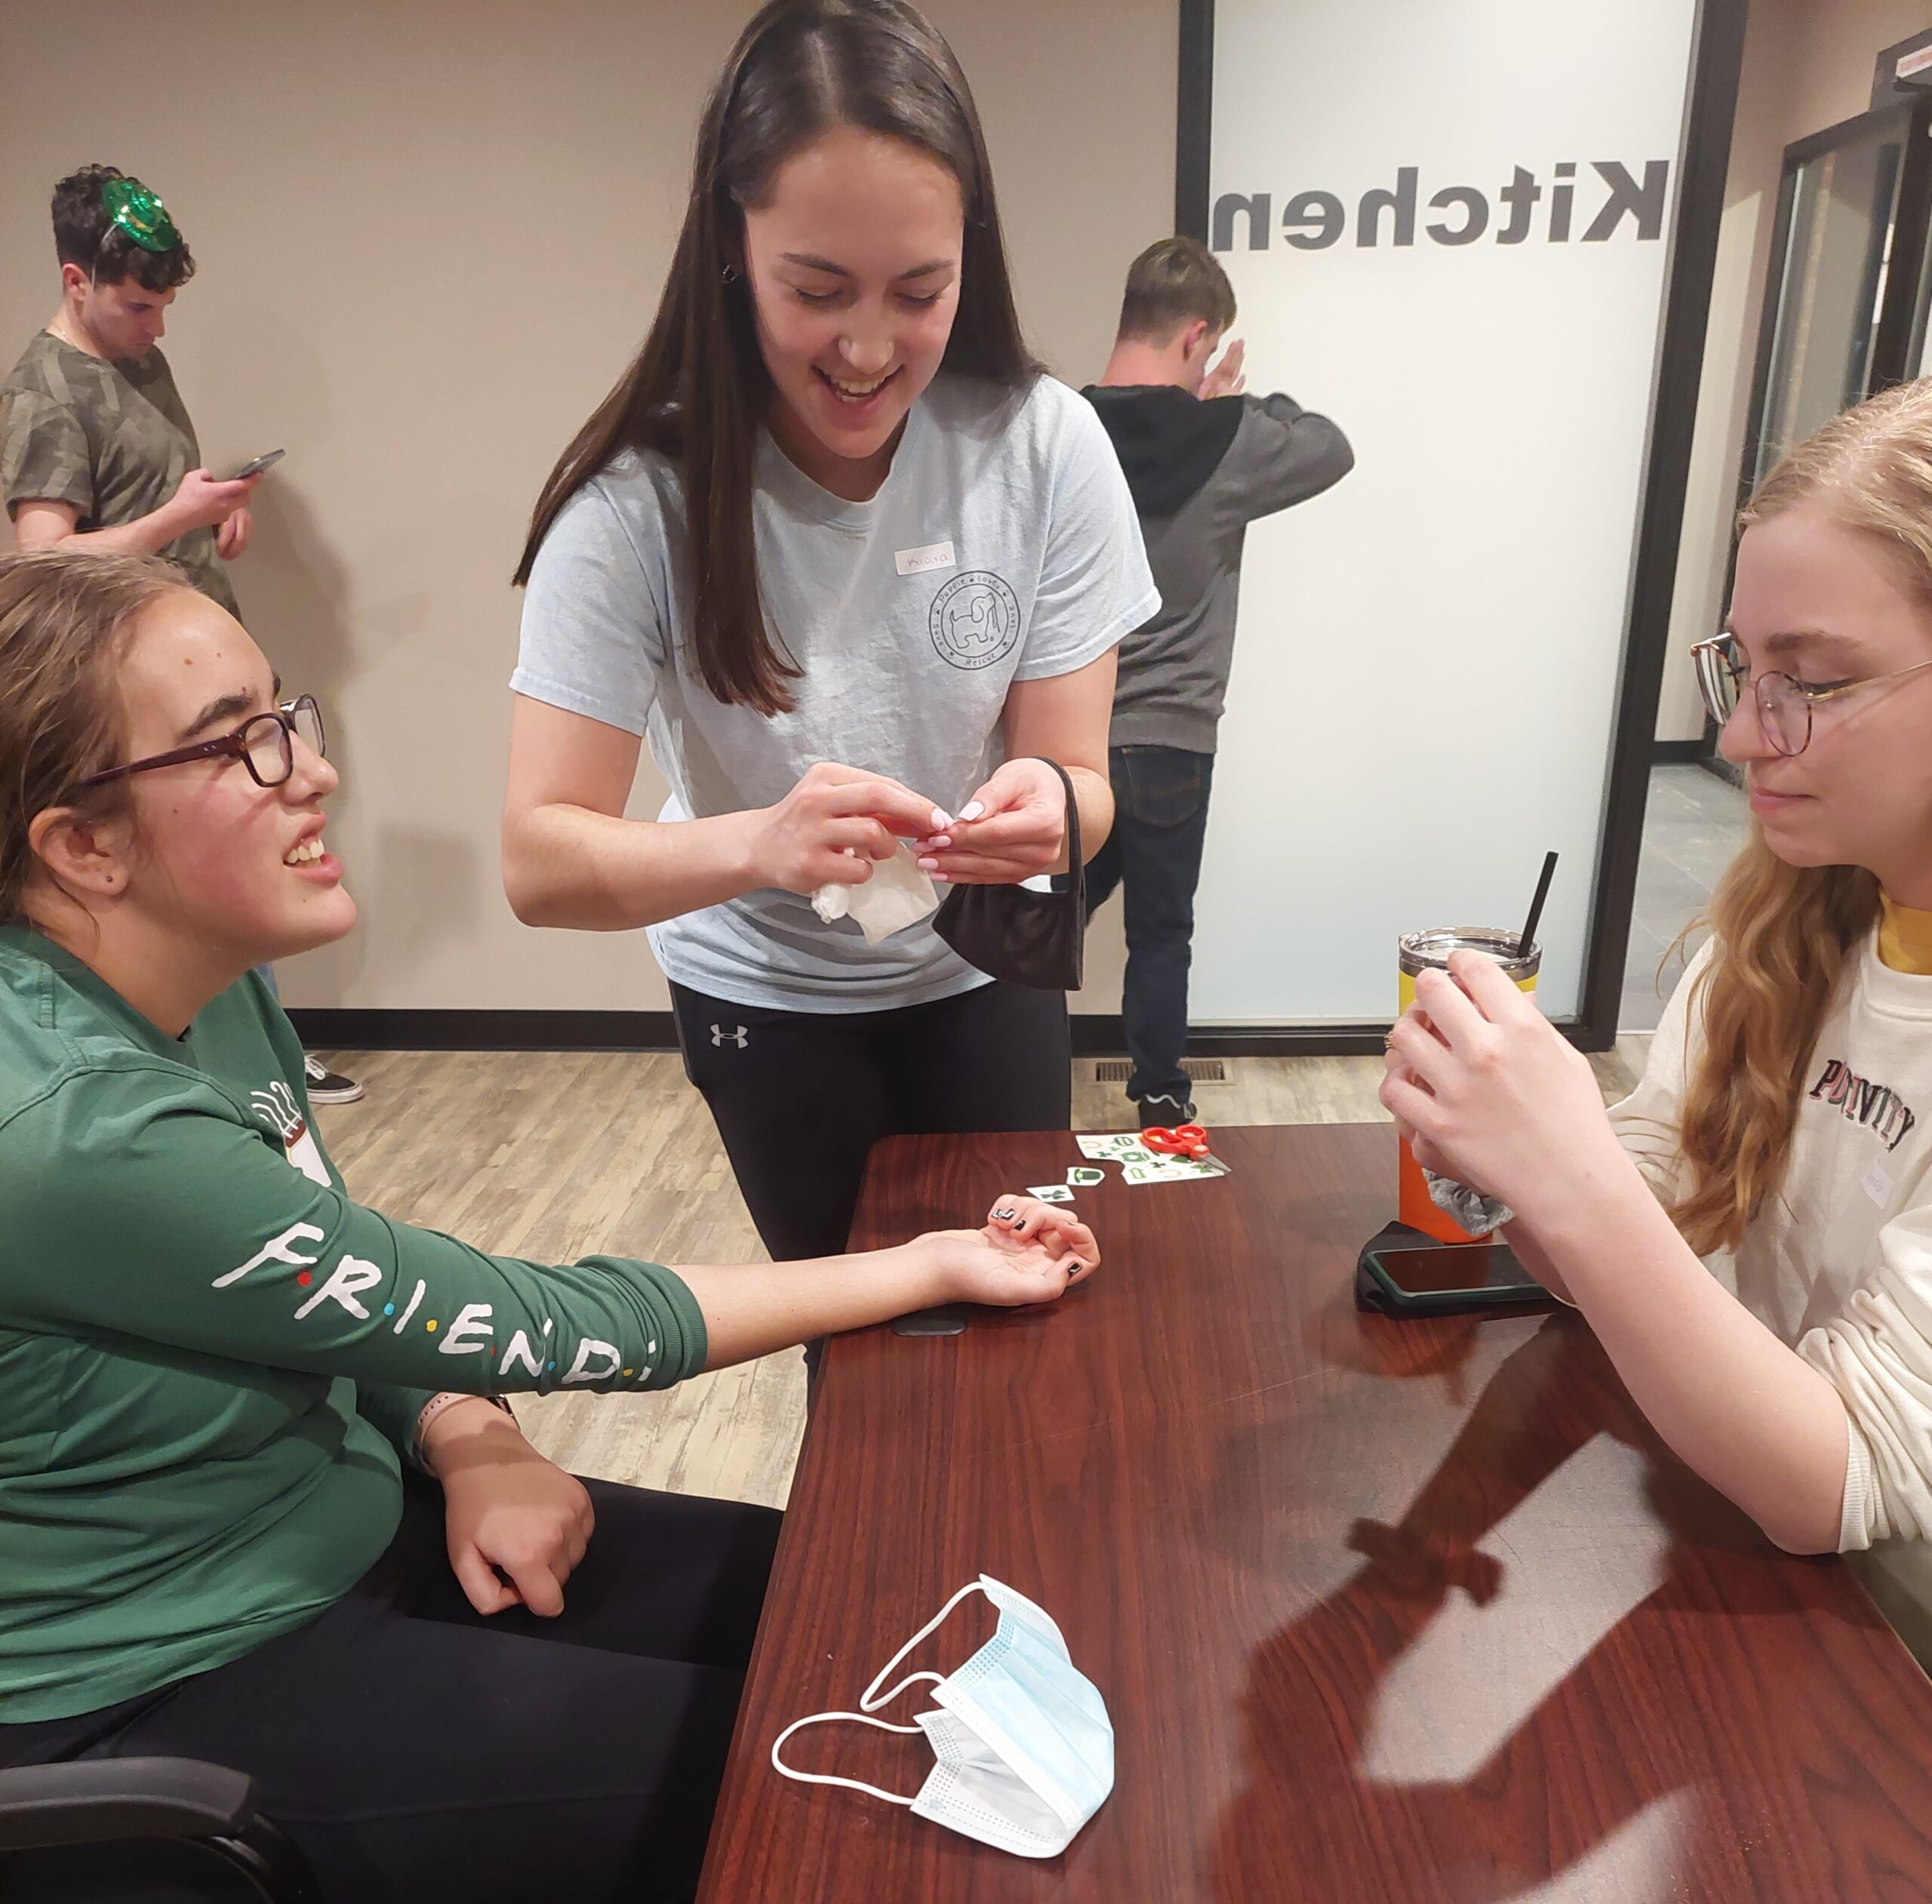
[895,540,956,577]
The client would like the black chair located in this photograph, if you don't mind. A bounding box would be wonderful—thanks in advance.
[0,1758,319,1902]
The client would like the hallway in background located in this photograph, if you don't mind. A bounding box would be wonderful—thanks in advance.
[1620,760,1750,1034]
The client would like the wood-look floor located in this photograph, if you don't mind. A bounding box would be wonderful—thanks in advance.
[313,1041,1648,1510]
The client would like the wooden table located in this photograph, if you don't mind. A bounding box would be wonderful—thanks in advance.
[697,1124,1932,1902]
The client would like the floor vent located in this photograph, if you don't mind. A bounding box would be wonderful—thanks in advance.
[1094,1058,1228,1084]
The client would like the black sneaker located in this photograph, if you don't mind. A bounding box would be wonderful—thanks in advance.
[303,1054,365,1105]
[1135,1089,1197,1127]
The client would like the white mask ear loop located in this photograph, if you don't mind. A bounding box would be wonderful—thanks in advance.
[860,1579,986,1712]
[771,1709,923,1804]
[769,1580,989,1801]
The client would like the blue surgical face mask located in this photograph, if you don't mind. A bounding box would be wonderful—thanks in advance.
[771,1573,1113,1859]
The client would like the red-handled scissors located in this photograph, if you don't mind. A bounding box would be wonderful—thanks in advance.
[1141,1124,1229,1174]
[1143,1123,1212,1159]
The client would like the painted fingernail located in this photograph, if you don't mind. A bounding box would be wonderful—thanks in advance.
[958,801,985,822]
[917,857,938,871]
[930,808,951,832]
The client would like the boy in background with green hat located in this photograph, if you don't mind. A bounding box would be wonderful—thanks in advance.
[2,165,362,1103]
[3,165,257,611]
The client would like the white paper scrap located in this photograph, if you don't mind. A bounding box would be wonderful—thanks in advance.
[811,845,939,945]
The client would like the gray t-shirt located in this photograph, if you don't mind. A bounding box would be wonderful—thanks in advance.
[513,372,1158,1013]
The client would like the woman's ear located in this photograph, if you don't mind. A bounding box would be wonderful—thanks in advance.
[26,804,137,905]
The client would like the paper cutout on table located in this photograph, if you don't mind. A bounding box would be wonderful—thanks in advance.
[1027,1184,1076,1203]
[811,845,939,945]
[1075,1133,1157,1163]
[1066,1167,1106,1186]
[1123,1158,1222,1185]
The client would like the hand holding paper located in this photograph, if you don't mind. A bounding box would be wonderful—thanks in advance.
[749,760,942,896]
[812,843,940,944]
[1198,336,1247,399]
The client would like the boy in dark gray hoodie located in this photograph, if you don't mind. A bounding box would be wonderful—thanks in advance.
[1083,238,1353,1123]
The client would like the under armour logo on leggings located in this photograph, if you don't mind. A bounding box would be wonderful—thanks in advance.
[711,1024,749,1050]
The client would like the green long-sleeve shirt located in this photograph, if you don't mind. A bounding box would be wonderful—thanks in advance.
[0,926,707,1721]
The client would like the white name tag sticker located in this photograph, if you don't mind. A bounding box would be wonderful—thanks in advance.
[1864,1160,1894,1208]
[895,539,956,577]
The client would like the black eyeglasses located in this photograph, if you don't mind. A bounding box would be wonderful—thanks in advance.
[1690,634,1932,758]
[78,695,326,792]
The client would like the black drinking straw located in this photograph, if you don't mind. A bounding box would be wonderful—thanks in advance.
[1517,850,1558,958]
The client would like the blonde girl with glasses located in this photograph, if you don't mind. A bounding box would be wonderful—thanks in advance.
[1382,377,1932,1659]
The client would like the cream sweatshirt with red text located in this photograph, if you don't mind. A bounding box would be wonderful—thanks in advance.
[1611,927,1932,1656]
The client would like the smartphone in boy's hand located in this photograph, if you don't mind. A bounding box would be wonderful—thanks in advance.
[221,449,284,481]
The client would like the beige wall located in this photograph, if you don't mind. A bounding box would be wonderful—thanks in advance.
[1787,0,1932,131]
[0,0,1173,1013]
[16,3,1901,997]
[1658,0,1932,742]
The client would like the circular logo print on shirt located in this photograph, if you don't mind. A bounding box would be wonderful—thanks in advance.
[930,571,1023,672]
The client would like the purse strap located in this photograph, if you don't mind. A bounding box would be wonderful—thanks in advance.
[1027,757,1082,890]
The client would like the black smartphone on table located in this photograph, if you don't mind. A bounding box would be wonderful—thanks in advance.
[891,1303,970,1336]
[1356,1236,1559,1317]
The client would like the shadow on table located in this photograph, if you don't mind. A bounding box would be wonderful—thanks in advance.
[1207,1321,1863,1902]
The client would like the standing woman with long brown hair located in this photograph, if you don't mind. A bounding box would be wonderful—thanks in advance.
[1380,377,1932,1656]
[504,0,1155,1267]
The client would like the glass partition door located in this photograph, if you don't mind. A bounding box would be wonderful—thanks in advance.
[1751,110,1912,484]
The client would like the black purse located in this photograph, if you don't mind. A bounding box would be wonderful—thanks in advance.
[931,758,1085,991]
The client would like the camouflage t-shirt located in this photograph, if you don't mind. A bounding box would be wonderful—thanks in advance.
[0,330,237,616]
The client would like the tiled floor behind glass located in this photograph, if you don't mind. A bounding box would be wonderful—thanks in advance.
[1620,760,1750,1034]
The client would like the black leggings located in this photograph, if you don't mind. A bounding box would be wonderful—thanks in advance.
[0,1475,781,1904]
[671,979,1072,1260]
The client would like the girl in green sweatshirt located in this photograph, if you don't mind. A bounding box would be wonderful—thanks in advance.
[0,545,1098,1900]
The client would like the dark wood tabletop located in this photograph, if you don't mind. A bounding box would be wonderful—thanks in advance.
[696,1123,1932,1902]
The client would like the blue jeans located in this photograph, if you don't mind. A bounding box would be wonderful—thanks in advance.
[1085,745,1214,1105]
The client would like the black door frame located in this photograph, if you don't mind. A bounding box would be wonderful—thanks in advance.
[1738,100,1932,495]
[1695,95,1932,779]
[1165,0,1747,1055]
